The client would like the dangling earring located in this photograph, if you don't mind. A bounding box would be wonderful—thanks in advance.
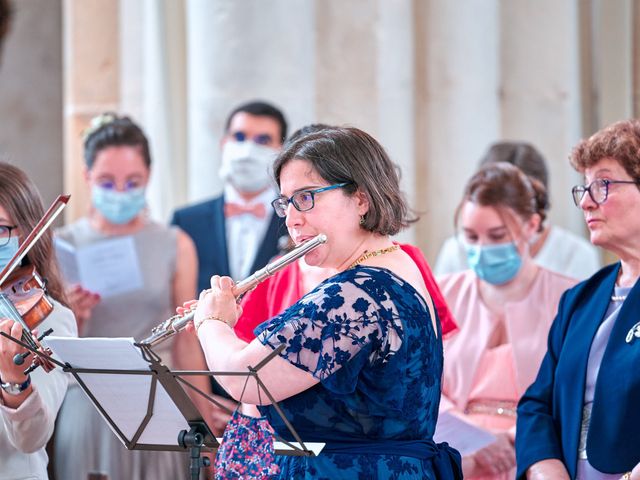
[359,215,365,226]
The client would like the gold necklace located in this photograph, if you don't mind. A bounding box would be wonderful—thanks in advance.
[349,245,399,269]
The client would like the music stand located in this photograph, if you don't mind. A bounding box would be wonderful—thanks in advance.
[2,333,321,480]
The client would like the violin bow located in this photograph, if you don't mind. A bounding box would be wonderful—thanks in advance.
[0,194,70,286]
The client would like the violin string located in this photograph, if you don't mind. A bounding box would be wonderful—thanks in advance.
[0,293,38,349]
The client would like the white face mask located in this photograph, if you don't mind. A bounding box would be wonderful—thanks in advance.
[219,140,277,193]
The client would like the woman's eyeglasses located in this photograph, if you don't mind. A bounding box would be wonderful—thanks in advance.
[271,183,350,218]
[0,225,18,247]
[571,178,640,207]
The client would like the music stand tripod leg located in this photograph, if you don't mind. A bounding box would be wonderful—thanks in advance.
[178,423,212,480]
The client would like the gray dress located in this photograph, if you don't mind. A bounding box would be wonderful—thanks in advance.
[53,218,188,480]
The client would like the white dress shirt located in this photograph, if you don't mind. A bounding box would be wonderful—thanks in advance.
[224,184,277,280]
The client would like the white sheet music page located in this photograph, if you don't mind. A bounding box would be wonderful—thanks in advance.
[54,236,144,298]
[45,336,189,446]
[433,411,496,456]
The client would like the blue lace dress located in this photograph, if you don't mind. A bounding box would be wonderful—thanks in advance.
[255,266,461,479]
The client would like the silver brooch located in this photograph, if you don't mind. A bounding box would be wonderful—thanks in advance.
[625,322,640,343]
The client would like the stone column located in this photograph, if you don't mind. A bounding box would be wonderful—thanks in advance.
[500,0,584,233]
[63,0,120,221]
[376,0,417,244]
[414,0,500,260]
[120,0,188,222]
[185,0,315,202]
[313,0,418,242]
[0,0,63,208]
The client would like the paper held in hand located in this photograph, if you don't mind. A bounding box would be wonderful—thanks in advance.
[54,236,144,298]
[433,411,496,456]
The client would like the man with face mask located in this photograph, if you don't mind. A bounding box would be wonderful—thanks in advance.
[171,101,289,292]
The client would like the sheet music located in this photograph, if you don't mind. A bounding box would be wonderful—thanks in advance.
[45,337,189,446]
[433,411,496,456]
[54,236,144,298]
[214,438,325,456]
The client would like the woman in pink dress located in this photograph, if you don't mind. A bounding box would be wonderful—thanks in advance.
[438,163,578,479]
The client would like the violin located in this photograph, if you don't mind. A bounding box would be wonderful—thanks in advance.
[1,265,53,330]
[0,195,70,374]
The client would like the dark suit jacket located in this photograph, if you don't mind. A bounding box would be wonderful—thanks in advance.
[516,263,640,478]
[171,194,288,292]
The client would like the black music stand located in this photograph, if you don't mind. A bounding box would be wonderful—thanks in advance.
[1,333,320,480]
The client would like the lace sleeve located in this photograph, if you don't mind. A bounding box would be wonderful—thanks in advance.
[256,272,403,380]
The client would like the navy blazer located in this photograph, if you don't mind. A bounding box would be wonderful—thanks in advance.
[171,195,288,292]
[516,263,640,478]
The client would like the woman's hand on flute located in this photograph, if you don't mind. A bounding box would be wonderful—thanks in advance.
[176,299,197,316]
[195,276,242,328]
[175,299,198,333]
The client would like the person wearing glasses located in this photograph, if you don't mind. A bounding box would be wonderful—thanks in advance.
[52,114,216,480]
[436,163,577,479]
[516,119,640,480]
[171,100,290,292]
[0,162,77,480]
[185,126,462,478]
[234,124,459,344]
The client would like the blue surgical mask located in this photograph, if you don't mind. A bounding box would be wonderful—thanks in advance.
[0,236,19,272]
[91,186,146,225]
[465,242,522,285]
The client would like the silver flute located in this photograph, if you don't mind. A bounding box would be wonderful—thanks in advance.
[139,233,327,347]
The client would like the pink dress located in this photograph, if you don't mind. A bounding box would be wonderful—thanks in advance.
[438,268,578,479]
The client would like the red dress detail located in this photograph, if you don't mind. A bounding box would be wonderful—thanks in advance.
[235,243,457,342]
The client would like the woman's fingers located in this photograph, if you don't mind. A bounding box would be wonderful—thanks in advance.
[176,299,198,315]
[10,321,23,341]
[209,275,234,293]
[0,319,24,356]
[219,276,234,290]
[474,436,515,474]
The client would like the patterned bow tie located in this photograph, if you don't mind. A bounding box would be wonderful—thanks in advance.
[224,202,266,219]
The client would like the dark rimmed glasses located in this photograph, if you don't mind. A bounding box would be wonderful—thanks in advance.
[571,178,640,207]
[0,225,18,247]
[271,183,350,218]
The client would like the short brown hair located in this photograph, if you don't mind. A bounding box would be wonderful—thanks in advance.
[0,162,68,306]
[456,162,548,232]
[273,126,416,236]
[570,119,640,182]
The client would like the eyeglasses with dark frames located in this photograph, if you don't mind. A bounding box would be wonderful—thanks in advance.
[0,225,18,247]
[571,178,640,207]
[271,183,351,218]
